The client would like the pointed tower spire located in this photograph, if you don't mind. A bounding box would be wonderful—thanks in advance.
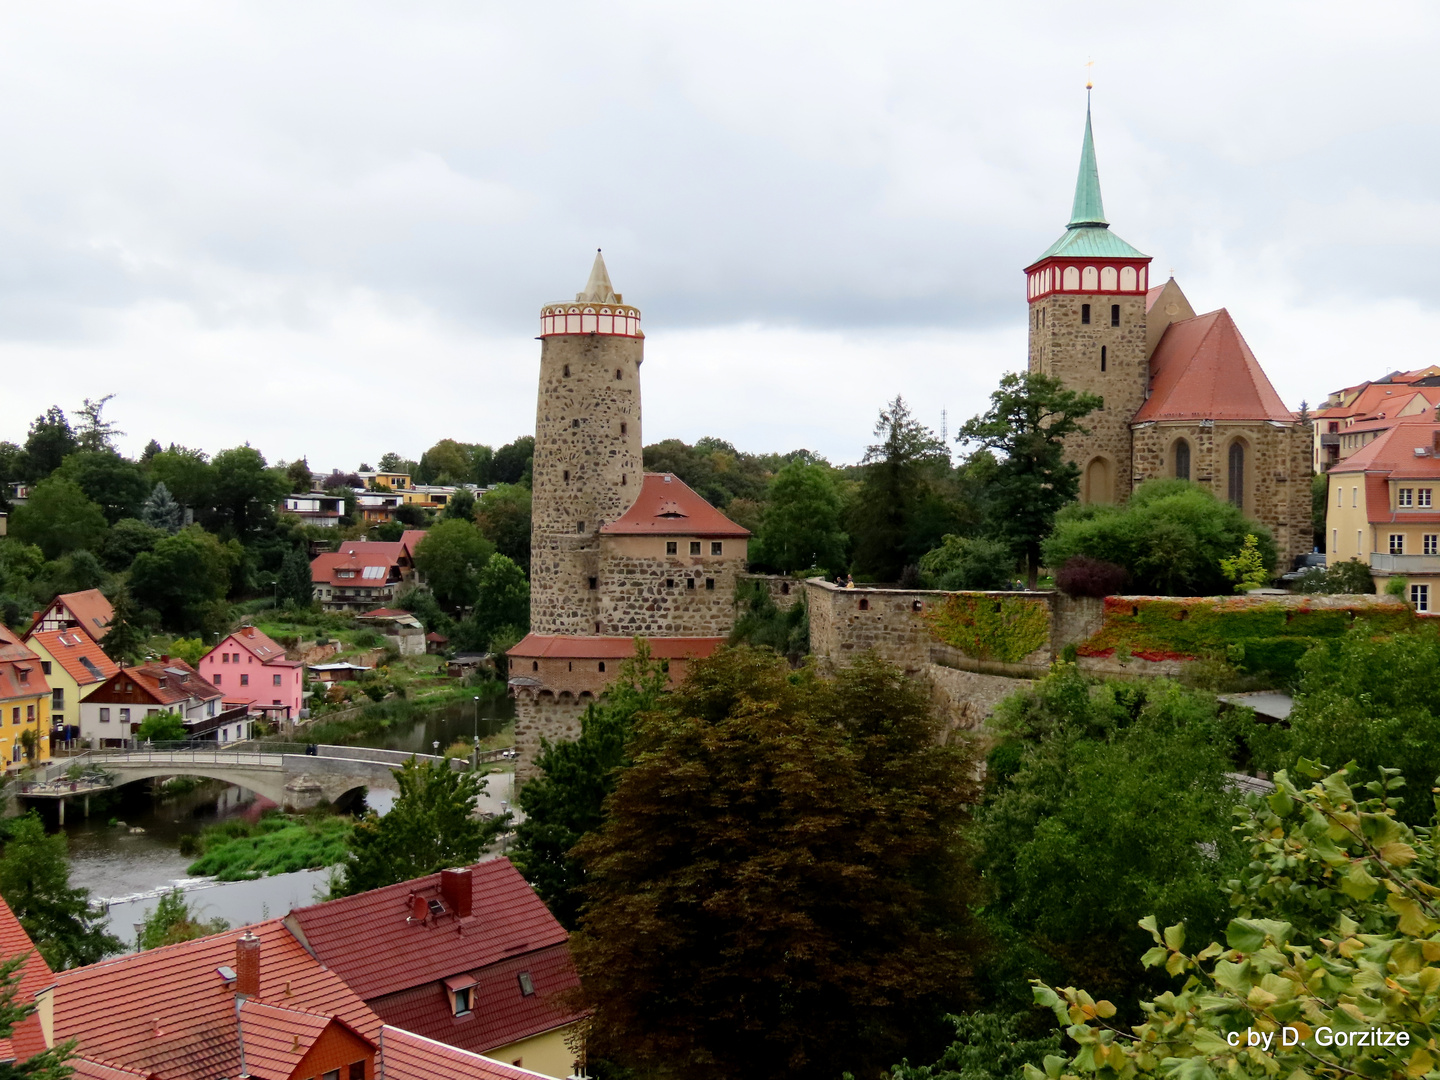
[1068,95,1108,228]
[577,249,621,303]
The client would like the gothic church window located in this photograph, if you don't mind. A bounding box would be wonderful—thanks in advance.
[1110,304,1120,326]
[1174,439,1191,481]
[1227,443,1245,508]
[1081,303,1091,325]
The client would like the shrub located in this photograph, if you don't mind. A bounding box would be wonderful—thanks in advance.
[1292,557,1375,595]
[918,534,1014,591]
[1385,574,1408,597]
[1053,555,1130,598]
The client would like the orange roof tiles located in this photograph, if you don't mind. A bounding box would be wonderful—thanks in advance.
[1135,309,1295,423]
[0,625,34,664]
[26,630,118,688]
[0,627,46,704]
[601,473,750,537]
[0,895,52,1063]
[29,590,114,642]
[310,551,401,588]
[1144,283,1166,312]
[238,1000,370,1079]
[51,919,380,1079]
[508,634,725,661]
[377,1026,556,1080]
[68,1060,153,1080]
[226,626,285,664]
[92,660,220,709]
[1329,416,1440,478]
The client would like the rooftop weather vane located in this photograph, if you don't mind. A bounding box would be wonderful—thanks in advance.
[1086,58,1094,91]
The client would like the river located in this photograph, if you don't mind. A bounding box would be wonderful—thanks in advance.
[49,692,517,950]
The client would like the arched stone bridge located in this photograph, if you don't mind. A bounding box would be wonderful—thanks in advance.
[20,744,500,819]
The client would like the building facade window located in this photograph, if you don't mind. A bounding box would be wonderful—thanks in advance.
[705,578,715,590]
[1332,529,1338,552]
[1110,303,1120,326]
[1390,534,1405,555]
[272,674,282,686]
[1081,303,1091,324]
[1413,583,1430,612]
[1174,439,1191,481]
[99,708,110,723]
[666,541,677,555]
[1227,442,1245,508]
[1427,534,1438,556]
[214,674,222,685]
[240,674,249,686]
[689,541,701,555]
[1400,488,1414,507]
[1352,487,1358,508]
[1100,345,1107,371]
[711,542,723,555]
[1422,489,1434,507]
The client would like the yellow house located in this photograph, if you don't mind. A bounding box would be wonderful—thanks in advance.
[0,625,51,769]
[1325,416,1440,612]
[23,629,118,746]
[358,470,411,491]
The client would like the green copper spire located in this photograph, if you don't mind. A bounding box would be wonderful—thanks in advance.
[1069,95,1107,228]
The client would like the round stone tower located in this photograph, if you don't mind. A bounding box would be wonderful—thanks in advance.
[530,251,645,635]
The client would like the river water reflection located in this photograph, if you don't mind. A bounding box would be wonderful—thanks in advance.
[52,692,516,950]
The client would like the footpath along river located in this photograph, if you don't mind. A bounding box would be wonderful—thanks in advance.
[52,693,516,950]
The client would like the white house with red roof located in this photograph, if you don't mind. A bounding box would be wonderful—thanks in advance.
[284,859,585,1079]
[77,659,242,748]
[197,625,305,721]
[310,532,427,613]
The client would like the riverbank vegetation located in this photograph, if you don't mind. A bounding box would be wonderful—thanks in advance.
[136,888,229,949]
[181,811,353,881]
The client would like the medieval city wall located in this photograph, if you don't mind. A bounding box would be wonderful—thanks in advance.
[513,693,590,785]
[596,534,747,637]
[736,573,807,611]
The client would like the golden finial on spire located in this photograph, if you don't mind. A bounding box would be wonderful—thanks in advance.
[1085,59,1094,91]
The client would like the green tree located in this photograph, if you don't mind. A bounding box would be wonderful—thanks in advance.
[129,525,240,633]
[336,758,508,896]
[1219,533,1270,593]
[413,520,495,612]
[0,950,77,1077]
[22,407,77,482]
[415,439,473,484]
[1043,479,1276,597]
[442,487,476,521]
[8,478,108,559]
[285,458,314,494]
[513,646,668,927]
[474,483,532,573]
[166,637,208,667]
[1031,764,1440,1080]
[276,546,314,608]
[1294,557,1375,594]
[0,813,121,970]
[572,648,980,1080]
[55,450,150,524]
[492,436,534,487]
[135,711,187,742]
[728,579,810,661]
[755,460,847,574]
[146,445,214,512]
[378,451,414,474]
[139,438,162,465]
[958,372,1102,589]
[141,480,183,533]
[1312,470,1329,551]
[43,551,107,596]
[73,394,122,453]
[463,553,529,650]
[918,534,1015,590]
[209,446,288,538]
[101,517,165,571]
[977,667,1252,1009]
[0,442,26,510]
[848,397,949,580]
[890,1012,1060,1080]
[100,587,148,665]
[136,888,229,950]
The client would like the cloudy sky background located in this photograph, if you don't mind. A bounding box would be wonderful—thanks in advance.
[0,1,1437,469]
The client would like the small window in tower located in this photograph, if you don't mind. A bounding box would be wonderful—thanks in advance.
[686,578,695,590]
[620,422,627,435]
[666,541,677,555]
[568,661,572,671]
[577,521,585,533]
[711,542,723,556]
[532,661,538,672]
[598,662,606,673]
[563,470,570,482]
[572,418,579,428]
[563,364,570,377]
[666,578,675,588]
[705,578,715,590]
[859,598,869,611]
[615,369,622,380]
[1110,304,1120,326]
[622,474,627,486]
[1081,303,1091,324]
[690,541,701,555]
[588,577,598,590]
[1100,346,1107,372]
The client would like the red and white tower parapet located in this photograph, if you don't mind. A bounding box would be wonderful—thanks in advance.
[539,254,643,339]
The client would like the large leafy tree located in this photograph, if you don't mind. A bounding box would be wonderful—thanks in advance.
[474,483,532,572]
[415,438,475,485]
[22,407,77,482]
[413,519,495,612]
[8,478,108,559]
[1042,479,1275,596]
[850,396,950,580]
[1032,764,1440,1080]
[146,445,215,512]
[572,648,981,1080]
[208,446,288,538]
[958,372,1101,589]
[55,450,150,524]
[453,553,529,652]
[513,646,668,928]
[0,813,121,970]
[0,442,26,510]
[336,758,508,896]
[755,459,847,574]
[129,525,240,633]
[492,436,535,486]
[977,667,1256,1010]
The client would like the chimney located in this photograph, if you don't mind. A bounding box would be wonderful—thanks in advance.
[235,932,260,997]
[160,655,169,664]
[440,868,473,917]
[1432,429,1440,457]
[411,894,428,922]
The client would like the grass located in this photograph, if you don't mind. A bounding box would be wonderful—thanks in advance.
[183,811,354,881]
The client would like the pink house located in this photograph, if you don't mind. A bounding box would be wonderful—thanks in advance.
[198,625,305,722]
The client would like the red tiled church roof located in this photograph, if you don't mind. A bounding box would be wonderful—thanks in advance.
[601,474,750,537]
[1135,308,1296,423]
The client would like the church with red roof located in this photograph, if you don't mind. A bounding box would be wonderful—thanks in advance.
[1025,98,1311,565]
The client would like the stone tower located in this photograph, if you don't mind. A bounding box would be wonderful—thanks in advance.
[530,252,645,634]
[1025,99,1153,504]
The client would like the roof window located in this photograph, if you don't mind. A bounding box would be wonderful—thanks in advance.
[517,972,535,997]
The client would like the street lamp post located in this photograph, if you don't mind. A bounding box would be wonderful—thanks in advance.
[473,695,481,770]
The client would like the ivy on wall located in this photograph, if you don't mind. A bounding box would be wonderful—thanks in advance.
[922,594,1050,664]
[1076,596,1419,680]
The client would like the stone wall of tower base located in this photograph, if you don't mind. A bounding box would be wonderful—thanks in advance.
[595,547,746,637]
[531,535,600,635]
[513,692,591,786]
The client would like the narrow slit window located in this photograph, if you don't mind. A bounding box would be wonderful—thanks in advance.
[1110,304,1120,326]
[620,422,627,435]
[588,577,597,590]
[562,364,570,377]
[1081,303,1091,324]
[577,521,585,533]
[1100,346,1107,371]
[615,368,622,379]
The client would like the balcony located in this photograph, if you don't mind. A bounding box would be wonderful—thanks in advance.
[1319,433,1340,447]
[1369,553,1440,574]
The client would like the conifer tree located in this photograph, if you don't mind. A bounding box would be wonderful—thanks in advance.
[141,481,182,533]
[99,588,147,665]
[0,950,76,1077]
[276,547,314,609]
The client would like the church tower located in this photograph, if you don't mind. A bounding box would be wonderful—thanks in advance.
[1025,99,1152,503]
[530,252,645,634]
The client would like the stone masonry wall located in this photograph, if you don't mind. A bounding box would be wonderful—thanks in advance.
[926,663,1033,733]
[1030,291,1149,503]
[513,693,589,785]
[530,331,645,634]
[737,573,807,611]
[596,534,747,637]
[1132,420,1312,566]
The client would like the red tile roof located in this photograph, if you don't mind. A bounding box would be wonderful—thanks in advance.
[51,919,380,1079]
[310,551,402,588]
[400,530,428,558]
[0,625,35,664]
[358,608,409,618]
[378,1026,558,1080]
[1144,283,1166,312]
[369,942,581,1056]
[0,628,46,703]
[0,895,52,1063]
[1135,309,1296,423]
[92,660,221,709]
[286,860,568,1002]
[601,474,750,537]
[507,635,725,660]
[24,630,118,688]
[68,1060,153,1080]
[238,1000,371,1079]
[1329,416,1440,478]
[222,626,286,664]
[29,590,113,642]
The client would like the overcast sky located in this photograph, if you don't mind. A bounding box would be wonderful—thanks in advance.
[1,1,1437,470]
